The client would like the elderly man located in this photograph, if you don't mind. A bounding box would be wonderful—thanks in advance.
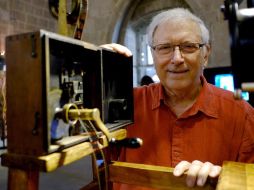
[102,8,254,189]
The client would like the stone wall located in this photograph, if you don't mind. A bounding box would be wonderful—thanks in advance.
[0,0,57,51]
[0,1,11,51]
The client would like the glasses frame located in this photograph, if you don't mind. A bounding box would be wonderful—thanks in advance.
[151,42,205,56]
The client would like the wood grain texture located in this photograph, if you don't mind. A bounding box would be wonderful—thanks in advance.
[216,161,254,190]
[8,168,39,190]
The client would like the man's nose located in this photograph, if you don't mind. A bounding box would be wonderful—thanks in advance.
[171,47,184,64]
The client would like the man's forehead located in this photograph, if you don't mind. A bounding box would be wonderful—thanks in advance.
[158,18,199,31]
[153,19,202,42]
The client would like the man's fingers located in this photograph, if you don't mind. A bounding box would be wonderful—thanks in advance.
[173,161,191,176]
[111,43,132,57]
[196,162,213,186]
[186,160,203,187]
[174,160,222,188]
[209,165,222,178]
[100,44,114,51]
[100,43,132,57]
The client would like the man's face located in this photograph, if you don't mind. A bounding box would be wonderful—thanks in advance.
[152,19,210,93]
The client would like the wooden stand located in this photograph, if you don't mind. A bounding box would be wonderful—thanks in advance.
[1,129,126,190]
[2,129,254,190]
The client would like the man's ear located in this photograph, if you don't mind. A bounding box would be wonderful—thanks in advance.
[203,43,211,67]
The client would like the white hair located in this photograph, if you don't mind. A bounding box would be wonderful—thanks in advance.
[147,8,210,46]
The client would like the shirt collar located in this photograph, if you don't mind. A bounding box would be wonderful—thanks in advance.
[180,76,219,118]
[151,76,219,119]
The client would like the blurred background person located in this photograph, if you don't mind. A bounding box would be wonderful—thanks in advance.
[140,75,154,86]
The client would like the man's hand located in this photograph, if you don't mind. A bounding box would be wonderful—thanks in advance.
[100,43,132,57]
[173,160,222,187]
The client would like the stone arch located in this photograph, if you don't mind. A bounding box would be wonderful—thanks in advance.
[114,0,191,44]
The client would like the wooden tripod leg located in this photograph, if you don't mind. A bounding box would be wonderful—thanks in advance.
[8,168,39,190]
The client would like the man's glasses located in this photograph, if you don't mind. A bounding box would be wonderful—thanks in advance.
[151,42,205,55]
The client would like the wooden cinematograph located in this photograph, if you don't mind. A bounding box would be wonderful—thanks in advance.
[2,28,134,189]
[4,30,134,156]
[2,0,136,187]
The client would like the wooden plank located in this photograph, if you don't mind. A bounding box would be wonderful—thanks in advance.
[2,129,126,172]
[216,161,254,190]
[109,161,215,190]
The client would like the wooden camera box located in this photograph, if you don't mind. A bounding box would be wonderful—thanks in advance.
[5,30,133,155]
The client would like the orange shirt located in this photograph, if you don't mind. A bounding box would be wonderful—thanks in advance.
[115,77,254,190]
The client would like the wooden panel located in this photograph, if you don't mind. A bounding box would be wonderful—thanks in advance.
[6,31,46,155]
[109,161,215,190]
[216,161,254,190]
[2,129,126,172]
